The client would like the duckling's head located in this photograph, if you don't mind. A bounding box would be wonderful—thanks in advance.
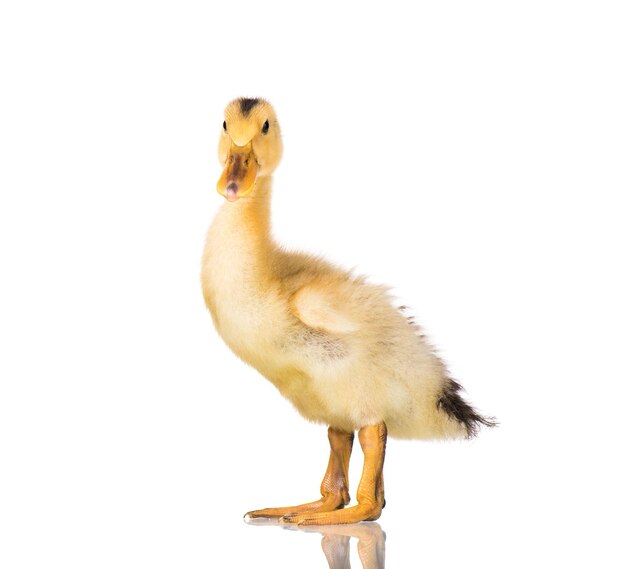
[217,98,283,202]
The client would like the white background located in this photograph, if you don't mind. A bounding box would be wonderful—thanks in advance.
[1,1,625,567]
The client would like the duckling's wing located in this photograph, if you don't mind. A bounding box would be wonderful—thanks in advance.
[289,281,359,335]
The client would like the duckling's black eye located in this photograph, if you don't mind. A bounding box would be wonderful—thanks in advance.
[223,121,227,132]
[262,120,270,134]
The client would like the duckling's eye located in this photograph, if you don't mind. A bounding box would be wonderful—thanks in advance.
[223,121,227,132]
[262,120,270,134]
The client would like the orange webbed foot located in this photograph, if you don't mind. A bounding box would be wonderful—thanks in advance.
[280,501,383,526]
[280,423,387,526]
[244,494,347,520]
[245,427,355,521]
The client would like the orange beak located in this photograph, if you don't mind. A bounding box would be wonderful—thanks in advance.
[217,142,258,202]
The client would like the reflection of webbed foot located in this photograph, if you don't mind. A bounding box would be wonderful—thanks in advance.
[292,521,386,569]
[243,518,386,568]
[321,534,351,569]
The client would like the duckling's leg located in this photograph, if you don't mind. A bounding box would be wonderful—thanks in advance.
[245,427,354,520]
[281,423,387,525]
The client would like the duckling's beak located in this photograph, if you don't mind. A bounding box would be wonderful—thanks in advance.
[217,142,258,202]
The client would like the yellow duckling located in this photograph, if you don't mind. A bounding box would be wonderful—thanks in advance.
[202,97,495,525]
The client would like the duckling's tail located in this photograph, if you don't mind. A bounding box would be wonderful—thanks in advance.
[438,377,498,438]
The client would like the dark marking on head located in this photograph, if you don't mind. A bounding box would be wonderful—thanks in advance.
[239,97,261,116]
[438,377,498,438]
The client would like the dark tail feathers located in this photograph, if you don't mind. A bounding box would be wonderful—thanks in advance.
[438,378,497,438]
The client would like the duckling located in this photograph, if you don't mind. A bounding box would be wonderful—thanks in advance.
[201,97,495,525]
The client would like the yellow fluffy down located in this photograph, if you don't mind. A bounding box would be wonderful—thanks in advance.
[202,98,471,441]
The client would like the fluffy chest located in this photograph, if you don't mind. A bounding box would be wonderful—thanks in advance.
[201,215,286,367]
[204,251,266,351]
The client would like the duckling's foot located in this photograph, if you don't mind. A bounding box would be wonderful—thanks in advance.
[282,423,387,526]
[245,495,347,521]
[244,427,354,521]
[280,502,383,526]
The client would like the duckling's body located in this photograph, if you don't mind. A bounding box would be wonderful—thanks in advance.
[202,178,464,439]
[202,98,494,525]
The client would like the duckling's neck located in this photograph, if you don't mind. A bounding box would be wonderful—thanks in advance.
[208,175,275,282]
[202,176,277,356]
[232,175,273,248]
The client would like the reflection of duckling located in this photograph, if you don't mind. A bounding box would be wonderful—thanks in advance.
[305,522,385,569]
[202,97,496,525]
[247,518,385,569]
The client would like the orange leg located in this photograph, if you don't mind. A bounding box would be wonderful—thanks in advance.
[245,427,354,520]
[282,423,387,525]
